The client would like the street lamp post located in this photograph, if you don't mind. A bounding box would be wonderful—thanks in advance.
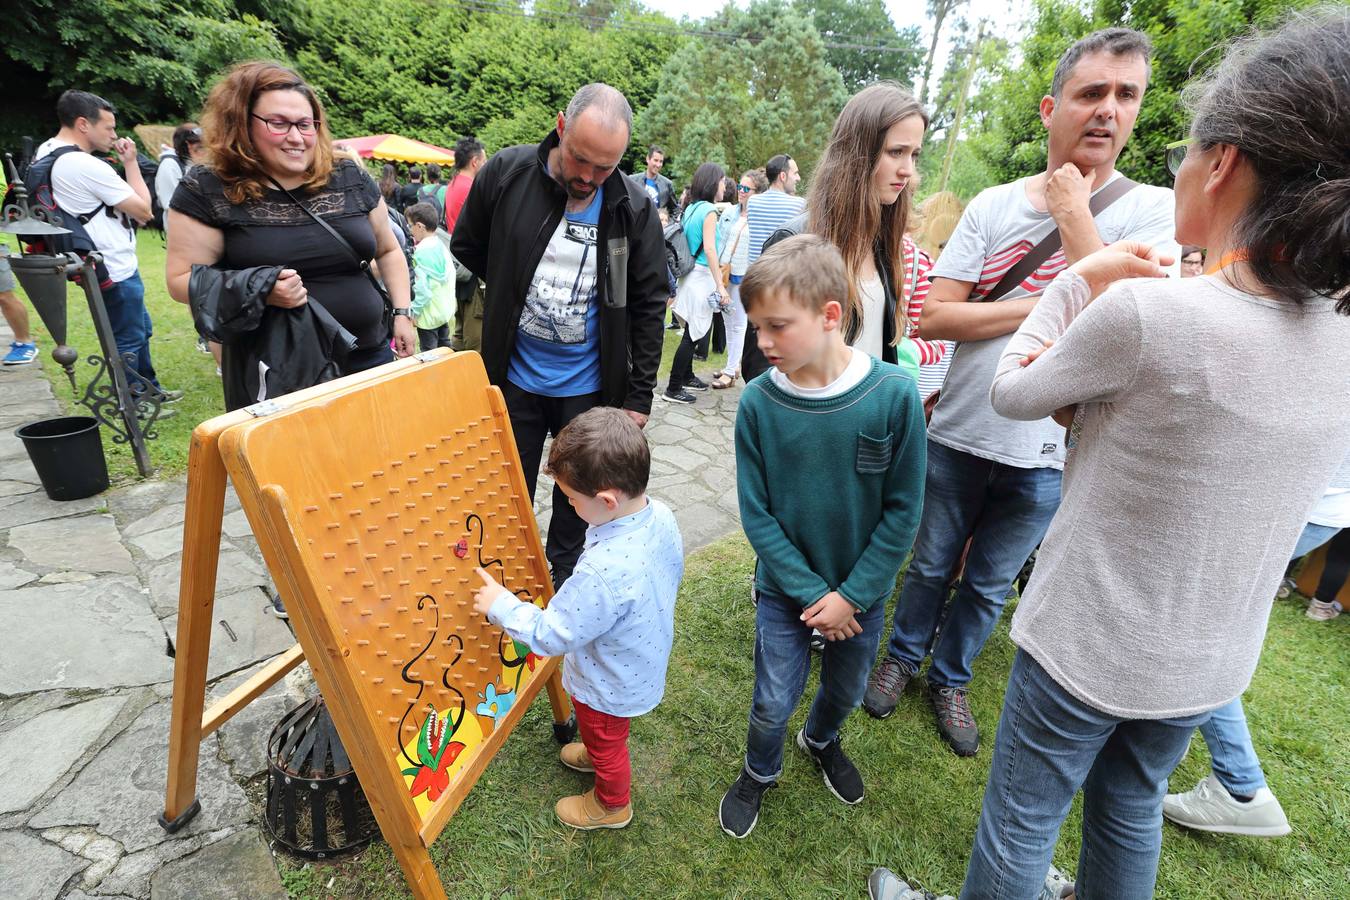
[2,154,162,477]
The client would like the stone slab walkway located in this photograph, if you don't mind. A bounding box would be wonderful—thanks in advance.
[0,324,742,900]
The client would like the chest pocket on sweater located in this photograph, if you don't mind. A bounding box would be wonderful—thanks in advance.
[856,432,893,475]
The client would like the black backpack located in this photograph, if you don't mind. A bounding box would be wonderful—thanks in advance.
[3,145,114,286]
[415,182,446,227]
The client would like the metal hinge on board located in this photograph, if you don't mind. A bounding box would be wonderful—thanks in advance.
[245,399,286,417]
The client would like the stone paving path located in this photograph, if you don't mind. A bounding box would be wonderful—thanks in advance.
[0,325,742,900]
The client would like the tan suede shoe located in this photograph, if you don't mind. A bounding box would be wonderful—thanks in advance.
[559,742,595,773]
[555,788,632,830]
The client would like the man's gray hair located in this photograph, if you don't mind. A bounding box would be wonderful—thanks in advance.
[564,83,633,133]
[1050,27,1154,99]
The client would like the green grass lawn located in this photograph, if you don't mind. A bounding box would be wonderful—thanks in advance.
[6,234,727,482]
[278,537,1350,899]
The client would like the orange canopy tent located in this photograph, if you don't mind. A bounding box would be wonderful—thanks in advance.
[335,134,455,165]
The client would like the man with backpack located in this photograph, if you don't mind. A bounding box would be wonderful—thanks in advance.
[30,90,180,404]
[154,122,205,236]
[397,166,424,214]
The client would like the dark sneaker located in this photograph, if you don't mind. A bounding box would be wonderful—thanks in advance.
[864,656,914,719]
[660,388,696,404]
[719,768,773,838]
[930,686,979,757]
[796,729,864,804]
[264,593,289,620]
[808,629,825,653]
[684,375,709,391]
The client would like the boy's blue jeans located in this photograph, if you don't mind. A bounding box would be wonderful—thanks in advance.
[1196,520,1338,795]
[961,651,1208,900]
[744,587,886,782]
[887,440,1061,688]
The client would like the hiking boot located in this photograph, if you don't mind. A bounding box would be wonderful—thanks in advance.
[719,767,774,838]
[1306,598,1343,621]
[684,375,709,391]
[2,341,38,365]
[660,388,696,404]
[867,868,954,900]
[1162,773,1291,837]
[559,742,595,773]
[930,686,979,757]
[159,388,186,403]
[796,729,864,804]
[555,787,631,830]
[864,656,914,719]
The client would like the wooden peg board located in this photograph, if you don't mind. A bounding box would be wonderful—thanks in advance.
[217,351,560,896]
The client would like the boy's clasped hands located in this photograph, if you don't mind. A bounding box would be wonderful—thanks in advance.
[801,590,862,641]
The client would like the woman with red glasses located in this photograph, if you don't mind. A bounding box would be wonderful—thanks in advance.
[165,60,415,411]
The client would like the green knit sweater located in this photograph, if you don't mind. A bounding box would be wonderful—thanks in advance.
[735,357,926,611]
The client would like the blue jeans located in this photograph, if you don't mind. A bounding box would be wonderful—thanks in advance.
[100,272,159,391]
[962,651,1208,900]
[1196,520,1338,795]
[744,587,886,782]
[887,440,1062,688]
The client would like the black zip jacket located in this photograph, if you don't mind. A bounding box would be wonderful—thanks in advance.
[451,131,669,416]
[741,214,900,381]
[189,263,356,412]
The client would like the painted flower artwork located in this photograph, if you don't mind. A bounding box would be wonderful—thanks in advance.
[475,683,516,726]
[401,708,465,802]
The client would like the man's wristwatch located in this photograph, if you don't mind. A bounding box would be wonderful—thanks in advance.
[391,308,413,318]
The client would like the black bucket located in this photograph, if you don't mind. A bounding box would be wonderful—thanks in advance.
[15,416,110,501]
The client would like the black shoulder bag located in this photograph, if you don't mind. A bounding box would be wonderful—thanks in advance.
[268,178,396,336]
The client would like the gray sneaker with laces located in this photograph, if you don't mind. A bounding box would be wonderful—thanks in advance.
[930,685,979,756]
[867,868,954,900]
[864,656,914,719]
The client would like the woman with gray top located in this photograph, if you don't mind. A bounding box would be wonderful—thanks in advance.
[872,8,1350,900]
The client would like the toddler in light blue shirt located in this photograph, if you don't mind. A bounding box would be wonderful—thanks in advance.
[473,407,683,830]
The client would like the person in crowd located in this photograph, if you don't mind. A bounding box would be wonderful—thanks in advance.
[875,9,1350,897]
[397,166,423,213]
[35,90,180,406]
[421,161,448,223]
[706,174,740,357]
[709,168,767,388]
[663,163,728,404]
[1163,448,1349,841]
[165,60,415,411]
[862,29,1178,759]
[718,234,925,839]
[450,83,668,587]
[378,163,401,208]
[445,136,485,233]
[155,122,206,238]
[473,407,683,830]
[760,83,933,383]
[404,201,455,351]
[0,164,38,366]
[1180,243,1205,276]
[738,153,806,380]
[629,144,678,220]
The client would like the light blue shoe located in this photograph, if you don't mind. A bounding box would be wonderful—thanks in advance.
[2,341,38,365]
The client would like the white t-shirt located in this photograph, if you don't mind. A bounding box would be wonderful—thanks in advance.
[35,140,138,282]
[929,171,1177,468]
[154,150,185,236]
[853,275,886,360]
[769,346,871,399]
[1309,489,1350,528]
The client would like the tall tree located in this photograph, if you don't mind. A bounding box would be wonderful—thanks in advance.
[795,0,925,90]
[918,0,969,106]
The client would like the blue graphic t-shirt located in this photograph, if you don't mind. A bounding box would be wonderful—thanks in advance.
[643,177,660,206]
[508,186,603,396]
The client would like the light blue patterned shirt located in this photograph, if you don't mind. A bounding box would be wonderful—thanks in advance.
[487,498,683,717]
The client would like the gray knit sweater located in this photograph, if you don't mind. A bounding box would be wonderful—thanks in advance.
[991,271,1350,718]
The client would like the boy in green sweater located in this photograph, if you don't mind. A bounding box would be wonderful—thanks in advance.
[718,234,926,839]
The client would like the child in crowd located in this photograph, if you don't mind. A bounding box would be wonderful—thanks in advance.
[472,407,684,830]
[719,234,926,838]
[403,202,455,352]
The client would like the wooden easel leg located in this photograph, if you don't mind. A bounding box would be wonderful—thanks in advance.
[160,429,230,831]
[390,842,449,900]
[544,668,577,745]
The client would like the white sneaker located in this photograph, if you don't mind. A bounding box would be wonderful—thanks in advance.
[1163,773,1291,837]
[1306,598,1342,621]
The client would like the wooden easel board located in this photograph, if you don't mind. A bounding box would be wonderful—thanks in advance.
[217,351,561,898]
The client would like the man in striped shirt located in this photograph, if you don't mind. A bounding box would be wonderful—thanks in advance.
[862,28,1178,759]
[745,154,803,263]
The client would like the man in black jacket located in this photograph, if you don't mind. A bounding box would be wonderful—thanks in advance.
[451,83,668,585]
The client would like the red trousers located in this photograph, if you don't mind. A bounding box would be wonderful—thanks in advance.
[573,699,631,808]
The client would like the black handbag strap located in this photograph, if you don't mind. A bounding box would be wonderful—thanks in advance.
[267,177,392,307]
[981,176,1138,303]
